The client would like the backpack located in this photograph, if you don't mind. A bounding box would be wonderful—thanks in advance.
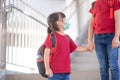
[36,33,70,78]
[36,33,56,78]
[92,0,114,19]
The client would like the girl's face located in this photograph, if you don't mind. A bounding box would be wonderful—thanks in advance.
[56,18,66,30]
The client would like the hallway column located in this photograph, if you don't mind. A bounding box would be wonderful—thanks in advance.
[0,0,7,80]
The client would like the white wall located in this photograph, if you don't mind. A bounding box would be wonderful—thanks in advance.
[23,0,65,17]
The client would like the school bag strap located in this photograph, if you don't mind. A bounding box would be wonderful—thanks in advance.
[50,33,57,54]
[51,33,56,52]
[108,0,114,19]
[49,33,57,63]
[51,33,56,47]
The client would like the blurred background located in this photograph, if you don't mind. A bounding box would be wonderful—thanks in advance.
[0,0,119,80]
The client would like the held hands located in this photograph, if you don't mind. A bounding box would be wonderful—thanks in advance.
[112,36,120,48]
[87,41,95,52]
[46,68,53,77]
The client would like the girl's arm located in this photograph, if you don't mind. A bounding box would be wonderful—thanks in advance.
[75,16,94,52]
[75,46,88,52]
[44,47,53,77]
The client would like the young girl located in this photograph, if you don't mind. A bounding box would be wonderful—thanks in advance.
[44,12,89,80]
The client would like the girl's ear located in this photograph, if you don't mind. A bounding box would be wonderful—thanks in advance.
[55,21,59,25]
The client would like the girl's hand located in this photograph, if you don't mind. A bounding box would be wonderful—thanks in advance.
[46,68,53,77]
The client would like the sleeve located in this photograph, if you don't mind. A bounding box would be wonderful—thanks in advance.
[89,8,94,14]
[69,38,77,53]
[43,34,52,49]
[114,0,120,11]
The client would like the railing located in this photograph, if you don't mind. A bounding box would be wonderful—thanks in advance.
[6,7,47,72]
[0,0,48,73]
[6,0,47,24]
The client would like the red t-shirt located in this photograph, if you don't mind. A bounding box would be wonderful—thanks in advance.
[90,0,120,34]
[44,32,77,73]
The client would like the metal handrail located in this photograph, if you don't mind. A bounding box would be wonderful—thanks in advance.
[0,5,12,12]
[0,4,48,27]
[5,0,46,18]
[7,63,35,70]
[20,0,47,18]
[12,5,47,27]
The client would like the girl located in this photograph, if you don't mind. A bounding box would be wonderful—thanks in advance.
[44,12,89,80]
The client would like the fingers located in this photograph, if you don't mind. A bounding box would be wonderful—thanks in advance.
[112,43,119,48]
[88,46,94,52]
[46,69,53,77]
[112,40,119,48]
[48,73,53,77]
[112,36,120,48]
[88,43,95,52]
[90,47,94,52]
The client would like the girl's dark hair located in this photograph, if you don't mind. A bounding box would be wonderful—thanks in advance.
[47,12,65,34]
